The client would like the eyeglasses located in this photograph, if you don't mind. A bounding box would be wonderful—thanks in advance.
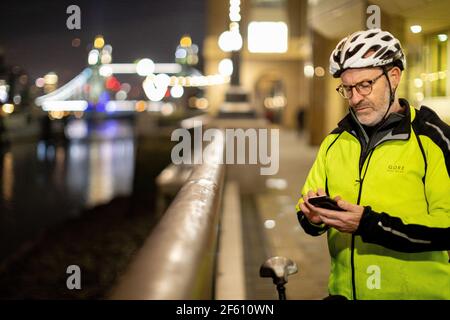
[336,72,385,99]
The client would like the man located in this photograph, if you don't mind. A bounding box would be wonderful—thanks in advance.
[296,28,450,300]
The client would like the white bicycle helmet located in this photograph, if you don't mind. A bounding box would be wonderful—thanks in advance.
[329,28,406,78]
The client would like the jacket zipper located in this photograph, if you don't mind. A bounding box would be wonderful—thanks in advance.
[346,108,410,299]
[351,143,374,300]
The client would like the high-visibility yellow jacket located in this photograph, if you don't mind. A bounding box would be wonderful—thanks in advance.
[296,99,450,300]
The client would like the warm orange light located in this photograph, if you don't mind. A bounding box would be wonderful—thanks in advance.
[180,35,192,47]
[94,35,105,49]
[196,98,209,109]
[2,103,14,114]
[135,100,147,112]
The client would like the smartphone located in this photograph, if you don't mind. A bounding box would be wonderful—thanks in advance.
[308,196,344,211]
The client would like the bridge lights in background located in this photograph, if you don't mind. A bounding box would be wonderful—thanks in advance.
[160,103,174,116]
[101,52,112,64]
[35,78,45,88]
[0,83,9,103]
[44,72,58,93]
[100,44,113,64]
[135,100,147,112]
[176,35,199,66]
[44,73,58,85]
[88,49,100,65]
[94,35,105,49]
[188,97,209,110]
[72,38,81,47]
[143,73,171,102]
[170,85,184,98]
[2,103,14,114]
[175,48,187,60]
[90,36,111,65]
[180,35,192,47]
[136,58,155,76]
[115,90,127,101]
[99,65,113,77]
[13,95,22,105]
[105,76,121,91]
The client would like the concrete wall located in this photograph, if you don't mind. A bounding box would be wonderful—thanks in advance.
[309,30,346,145]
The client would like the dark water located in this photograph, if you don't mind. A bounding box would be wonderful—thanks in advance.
[0,119,136,261]
[0,116,180,299]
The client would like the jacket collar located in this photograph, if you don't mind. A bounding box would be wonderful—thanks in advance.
[337,98,411,147]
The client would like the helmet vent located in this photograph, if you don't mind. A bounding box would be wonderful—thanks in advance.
[345,43,364,61]
[333,53,340,63]
[350,35,360,43]
[373,46,388,58]
[381,50,395,60]
[366,45,381,56]
[365,32,378,38]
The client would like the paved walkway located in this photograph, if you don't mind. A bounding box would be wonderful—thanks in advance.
[254,129,330,300]
[216,128,330,300]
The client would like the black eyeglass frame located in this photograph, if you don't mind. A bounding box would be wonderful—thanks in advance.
[336,72,385,99]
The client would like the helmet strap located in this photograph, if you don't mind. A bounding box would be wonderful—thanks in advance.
[380,68,396,122]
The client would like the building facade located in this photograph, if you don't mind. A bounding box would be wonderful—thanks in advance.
[204,0,450,145]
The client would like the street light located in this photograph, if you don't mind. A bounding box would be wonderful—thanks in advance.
[218,59,233,76]
[218,30,243,52]
[410,25,422,34]
[216,0,255,117]
[438,34,448,42]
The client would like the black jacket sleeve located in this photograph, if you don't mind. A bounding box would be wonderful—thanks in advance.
[297,211,329,236]
[355,206,450,253]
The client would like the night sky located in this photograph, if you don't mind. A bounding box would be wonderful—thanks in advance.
[0,0,206,83]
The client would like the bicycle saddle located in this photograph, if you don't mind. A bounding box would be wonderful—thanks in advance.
[259,256,298,286]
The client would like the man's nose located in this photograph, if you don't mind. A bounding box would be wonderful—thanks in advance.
[349,87,364,105]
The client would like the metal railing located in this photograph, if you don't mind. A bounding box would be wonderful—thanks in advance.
[109,135,225,299]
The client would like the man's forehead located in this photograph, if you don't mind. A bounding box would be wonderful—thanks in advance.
[341,68,381,84]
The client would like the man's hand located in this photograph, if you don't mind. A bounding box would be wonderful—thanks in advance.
[299,188,327,225]
[305,196,365,233]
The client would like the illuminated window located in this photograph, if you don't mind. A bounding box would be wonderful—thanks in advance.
[248,22,288,53]
[248,0,288,53]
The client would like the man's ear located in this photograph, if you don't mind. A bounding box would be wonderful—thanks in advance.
[389,67,402,89]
